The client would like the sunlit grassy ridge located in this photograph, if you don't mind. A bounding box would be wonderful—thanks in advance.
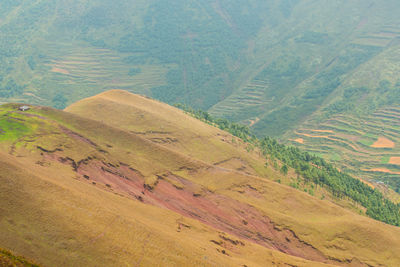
[0,91,399,265]
[60,90,400,266]
[0,101,343,266]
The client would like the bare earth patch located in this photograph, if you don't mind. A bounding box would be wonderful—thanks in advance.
[293,138,304,144]
[371,137,395,148]
[249,117,260,127]
[389,157,400,165]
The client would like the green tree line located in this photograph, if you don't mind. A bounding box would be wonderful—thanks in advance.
[175,103,400,226]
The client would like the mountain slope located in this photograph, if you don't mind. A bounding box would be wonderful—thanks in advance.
[65,89,274,178]
[35,91,397,266]
[0,97,399,265]
[0,104,332,267]
[1,0,399,187]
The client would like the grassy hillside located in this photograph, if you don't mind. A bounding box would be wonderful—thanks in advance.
[1,0,399,188]
[67,90,396,217]
[0,103,329,266]
[0,92,399,266]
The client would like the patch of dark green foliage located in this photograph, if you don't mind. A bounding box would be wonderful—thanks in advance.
[175,103,400,227]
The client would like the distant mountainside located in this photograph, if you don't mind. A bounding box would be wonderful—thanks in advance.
[0,90,399,266]
[0,1,400,188]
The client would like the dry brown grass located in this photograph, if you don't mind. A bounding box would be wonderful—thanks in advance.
[0,93,399,266]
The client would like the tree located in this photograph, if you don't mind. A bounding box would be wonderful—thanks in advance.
[52,92,67,109]
[281,164,288,175]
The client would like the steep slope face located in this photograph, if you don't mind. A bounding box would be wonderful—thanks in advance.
[65,89,272,178]
[0,104,332,267]
[63,91,400,265]
[0,101,399,266]
[212,0,400,136]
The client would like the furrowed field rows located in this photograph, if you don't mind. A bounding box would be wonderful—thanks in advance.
[210,79,270,117]
[287,106,400,183]
[31,41,171,103]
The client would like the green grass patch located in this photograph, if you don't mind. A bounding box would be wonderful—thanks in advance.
[358,139,374,146]
[0,111,31,141]
[381,156,391,164]
[330,153,342,161]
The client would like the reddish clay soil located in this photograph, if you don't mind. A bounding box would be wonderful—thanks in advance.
[76,160,331,263]
[370,137,395,148]
[36,147,360,265]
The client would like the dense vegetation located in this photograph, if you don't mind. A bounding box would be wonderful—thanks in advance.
[175,104,400,226]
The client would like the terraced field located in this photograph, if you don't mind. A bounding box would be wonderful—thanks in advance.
[286,106,400,191]
[25,41,172,106]
[210,79,270,120]
[352,24,400,47]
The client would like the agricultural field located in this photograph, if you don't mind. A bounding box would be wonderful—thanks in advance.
[286,106,400,194]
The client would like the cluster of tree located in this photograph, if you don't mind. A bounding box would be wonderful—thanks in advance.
[175,104,400,226]
[0,79,24,98]
[117,0,268,110]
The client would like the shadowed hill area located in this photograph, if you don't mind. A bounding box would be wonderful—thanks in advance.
[0,91,396,266]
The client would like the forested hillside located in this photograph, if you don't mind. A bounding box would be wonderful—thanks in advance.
[1,0,400,186]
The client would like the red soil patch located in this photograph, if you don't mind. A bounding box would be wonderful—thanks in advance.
[371,137,395,148]
[51,67,70,75]
[40,149,337,265]
[389,157,400,165]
